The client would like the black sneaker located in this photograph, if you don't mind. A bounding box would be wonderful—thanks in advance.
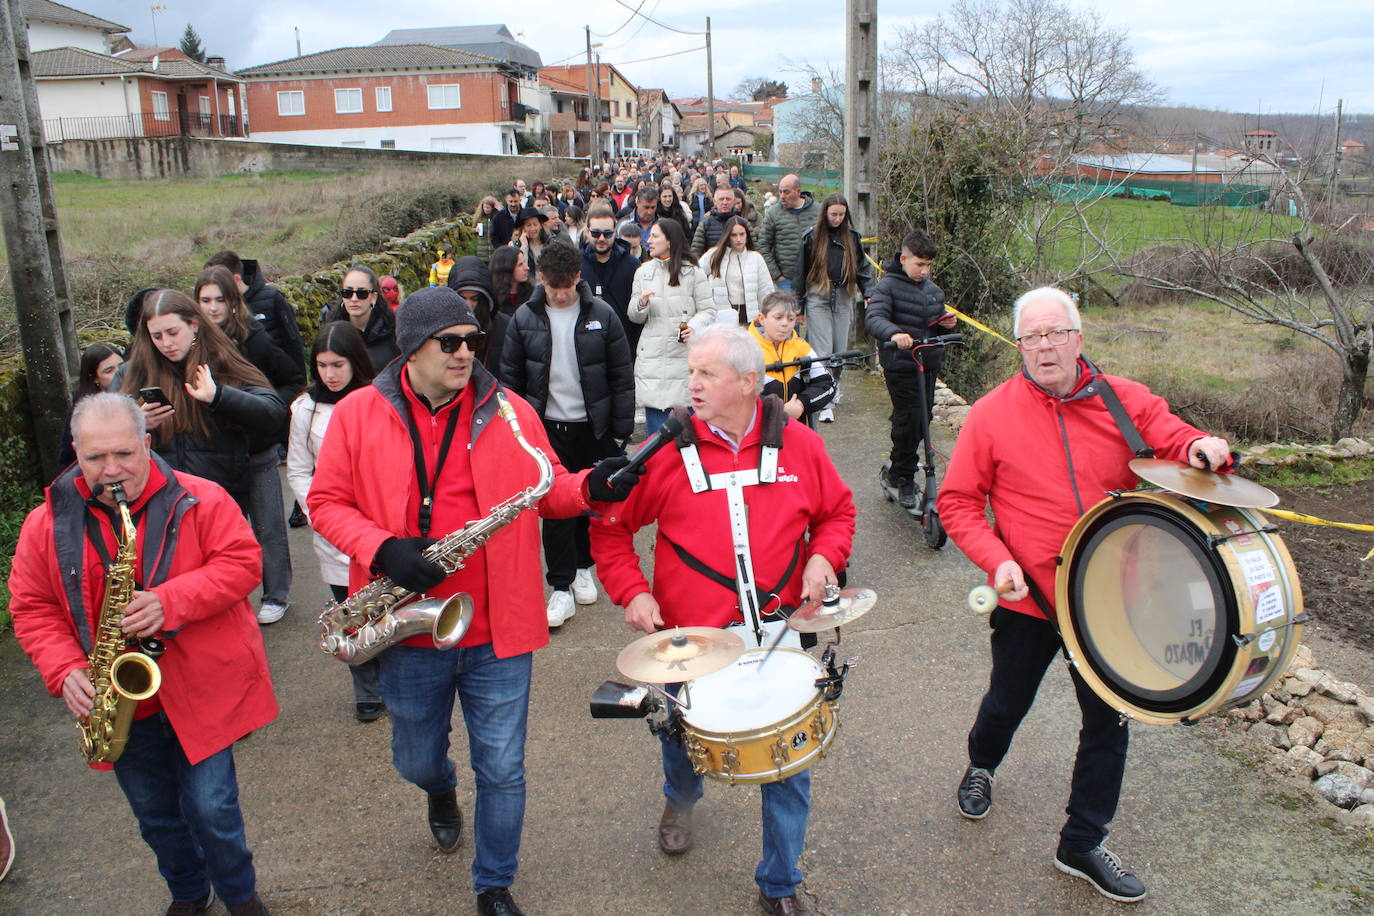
[165,889,214,916]
[897,479,918,510]
[476,887,525,916]
[957,765,994,819]
[1054,842,1147,903]
[288,501,308,528]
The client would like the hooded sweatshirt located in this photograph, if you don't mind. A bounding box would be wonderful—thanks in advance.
[446,256,504,375]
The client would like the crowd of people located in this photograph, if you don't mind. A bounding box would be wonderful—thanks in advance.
[6,151,1236,916]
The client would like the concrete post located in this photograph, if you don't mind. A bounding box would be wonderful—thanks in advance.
[844,0,878,238]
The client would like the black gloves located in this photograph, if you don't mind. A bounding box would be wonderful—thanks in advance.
[587,456,644,502]
[375,537,445,593]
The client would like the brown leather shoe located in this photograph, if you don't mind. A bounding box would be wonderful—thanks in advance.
[657,802,692,855]
[758,892,812,916]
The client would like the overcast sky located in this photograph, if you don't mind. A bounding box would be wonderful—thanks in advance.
[72,1,1369,116]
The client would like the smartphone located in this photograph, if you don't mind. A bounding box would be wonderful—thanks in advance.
[139,386,171,407]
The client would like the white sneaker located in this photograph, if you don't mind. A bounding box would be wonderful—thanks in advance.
[257,601,288,625]
[816,407,835,423]
[547,590,576,628]
[572,568,598,605]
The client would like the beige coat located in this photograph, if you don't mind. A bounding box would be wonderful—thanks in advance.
[629,259,716,409]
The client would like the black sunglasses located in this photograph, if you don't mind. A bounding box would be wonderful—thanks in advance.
[339,287,374,299]
[431,331,487,354]
[588,228,614,238]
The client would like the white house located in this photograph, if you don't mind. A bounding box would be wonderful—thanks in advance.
[23,0,129,54]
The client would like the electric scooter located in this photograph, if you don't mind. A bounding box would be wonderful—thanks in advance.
[878,333,964,548]
[762,348,869,429]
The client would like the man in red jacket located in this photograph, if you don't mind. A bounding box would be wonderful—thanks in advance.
[9,393,277,916]
[591,325,855,916]
[937,287,1231,904]
[307,286,639,916]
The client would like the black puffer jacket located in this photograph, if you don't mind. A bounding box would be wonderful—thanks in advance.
[865,252,948,372]
[446,256,505,374]
[691,209,735,256]
[240,259,305,370]
[580,238,642,358]
[499,281,634,441]
[325,303,400,372]
[239,322,305,443]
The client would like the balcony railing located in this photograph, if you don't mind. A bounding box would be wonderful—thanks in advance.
[41,111,245,143]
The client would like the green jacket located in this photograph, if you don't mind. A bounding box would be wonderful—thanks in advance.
[759,194,816,283]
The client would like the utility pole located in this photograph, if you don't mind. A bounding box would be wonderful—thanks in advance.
[844,0,878,240]
[585,27,599,164]
[0,0,74,479]
[704,17,716,161]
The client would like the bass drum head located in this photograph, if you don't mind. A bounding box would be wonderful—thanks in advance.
[1060,496,1240,723]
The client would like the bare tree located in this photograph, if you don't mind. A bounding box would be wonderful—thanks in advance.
[776,59,846,170]
[732,76,788,101]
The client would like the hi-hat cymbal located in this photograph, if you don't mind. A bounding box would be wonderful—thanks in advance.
[786,587,878,633]
[615,627,746,684]
[1129,459,1278,509]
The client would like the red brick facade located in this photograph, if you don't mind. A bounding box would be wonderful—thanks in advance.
[243,71,518,133]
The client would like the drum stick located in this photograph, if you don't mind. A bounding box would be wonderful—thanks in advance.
[967,582,1014,614]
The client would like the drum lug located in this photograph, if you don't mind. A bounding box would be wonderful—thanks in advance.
[1117,710,1133,727]
[770,733,790,769]
[684,733,710,777]
[721,741,740,780]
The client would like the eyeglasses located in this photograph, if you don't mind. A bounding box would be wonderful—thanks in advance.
[430,331,487,354]
[1016,328,1077,348]
[588,228,614,238]
[340,288,375,299]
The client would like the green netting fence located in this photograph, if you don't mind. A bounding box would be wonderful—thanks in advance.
[743,164,842,188]
[1045,176,1270,208]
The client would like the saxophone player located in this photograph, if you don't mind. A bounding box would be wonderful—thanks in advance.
[308,286,641,916]
[8,393,277,916]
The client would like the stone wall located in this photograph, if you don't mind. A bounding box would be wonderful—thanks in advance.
[46,136,586,181]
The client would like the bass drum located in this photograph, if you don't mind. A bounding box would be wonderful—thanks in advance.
[1056,491,1303,726]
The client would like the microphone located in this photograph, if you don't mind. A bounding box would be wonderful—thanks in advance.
[609,416,685,487]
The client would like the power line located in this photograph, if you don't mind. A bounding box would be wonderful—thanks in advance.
[610,0,705,36]
[590,0,647,39]
[607,44,706,67]
[601,0,664,51]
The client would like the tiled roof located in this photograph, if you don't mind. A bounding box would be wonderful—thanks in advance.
[23,0,127,33]
[236,45,497,77]
[374,25,542,70]
[34,46,240,81]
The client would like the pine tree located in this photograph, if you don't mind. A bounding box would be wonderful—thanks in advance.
[179,24,206,62]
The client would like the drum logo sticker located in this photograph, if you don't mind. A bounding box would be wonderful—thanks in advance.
[791,732,809,750]
[1222,518,1255,547]
[1252,582,1285,626]
[1257,630,1277,653]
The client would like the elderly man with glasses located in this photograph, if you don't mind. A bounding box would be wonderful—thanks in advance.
[936,286,1230,905]
[308,286,642,916]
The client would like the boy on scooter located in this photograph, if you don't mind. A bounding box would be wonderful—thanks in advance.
[866,229,957,509]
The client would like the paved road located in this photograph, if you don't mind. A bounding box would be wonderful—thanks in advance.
[2,371,1372,914]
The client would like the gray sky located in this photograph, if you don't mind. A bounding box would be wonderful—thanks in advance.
[74,1,1369,116]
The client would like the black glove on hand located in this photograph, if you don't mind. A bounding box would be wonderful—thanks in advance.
[587,456,643,502]
[374,537,444,593]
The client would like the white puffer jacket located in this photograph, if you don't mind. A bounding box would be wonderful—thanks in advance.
[287,393,349,587]
[629,258,716,409]
[707,248,776,326]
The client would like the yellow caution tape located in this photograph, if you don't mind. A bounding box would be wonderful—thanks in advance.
[861,243,1017,348]
[1259,507,1374,533]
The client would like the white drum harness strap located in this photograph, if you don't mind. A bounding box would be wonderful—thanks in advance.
[663,398,802,648]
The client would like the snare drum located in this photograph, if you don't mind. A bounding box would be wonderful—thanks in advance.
[1057,491,1303,726]
[680,648,838,785]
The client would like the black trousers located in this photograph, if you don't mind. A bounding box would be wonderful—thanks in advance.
[967,607,1129,852]
[542,418,620,589]
[882,351,941,481]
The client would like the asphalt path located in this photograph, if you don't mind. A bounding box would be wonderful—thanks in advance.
[2,371,1372,914]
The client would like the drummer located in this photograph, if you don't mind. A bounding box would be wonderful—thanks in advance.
[937,286,1231,904]
[590,324,856,916]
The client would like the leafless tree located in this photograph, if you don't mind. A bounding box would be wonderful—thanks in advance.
[776,59,846,170]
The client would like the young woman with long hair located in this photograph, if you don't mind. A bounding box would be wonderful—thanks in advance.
[472,195,500,261]
[194,265,303,623]
[706,216,775,326]
[655,184,692,235]
[488,246,533,379]
[795,192,872,421]
[287,321,383,718]
[57,343,126,466]
[324,263,400,371]
[629,217,716,433]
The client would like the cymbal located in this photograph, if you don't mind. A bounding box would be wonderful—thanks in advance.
[615,627,746,684]
[786,587,878,633]
[1129,458,1278,509]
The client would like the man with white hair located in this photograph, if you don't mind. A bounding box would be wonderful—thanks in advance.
[590,325,856,916]
[937,287,1231,904]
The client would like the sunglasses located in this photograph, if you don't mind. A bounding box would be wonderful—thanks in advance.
[340,288,374,299]
[588,228,614,238]
[431,331,487,354]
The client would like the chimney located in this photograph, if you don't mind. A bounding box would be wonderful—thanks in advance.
[811,77,823,94]
[207,56,227,71]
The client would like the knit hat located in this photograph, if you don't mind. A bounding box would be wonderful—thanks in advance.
[394,286,478,358]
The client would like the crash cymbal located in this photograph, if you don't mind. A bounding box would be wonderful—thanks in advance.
[787,587,878,633]
[615,627,746,684]
[1129,458,1279,509]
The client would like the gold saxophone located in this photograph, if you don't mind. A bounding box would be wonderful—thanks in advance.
[80,482,162,764]
[318,391,555,664]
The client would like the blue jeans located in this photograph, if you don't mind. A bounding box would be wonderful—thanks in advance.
[659,686,812,897]
[775,277,792,293]
[113,712,257,906]
[644,406,672,436]
[377,642,532,893]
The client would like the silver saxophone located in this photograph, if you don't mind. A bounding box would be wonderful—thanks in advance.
[318,391,555,664]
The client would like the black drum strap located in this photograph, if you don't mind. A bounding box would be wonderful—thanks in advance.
[663,534,804,617]
[1081,376,1154,460]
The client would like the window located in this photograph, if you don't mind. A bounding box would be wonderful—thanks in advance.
[277,90,305,116]
[626,101,633,118]
[150,90,169,121]
[375,86,392,112]
[226,89,236,116]
[427,84,461,110]
[611,100,619,117]
[199,95,210,115]
[380,139,395,149]
[334,88,363,114]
